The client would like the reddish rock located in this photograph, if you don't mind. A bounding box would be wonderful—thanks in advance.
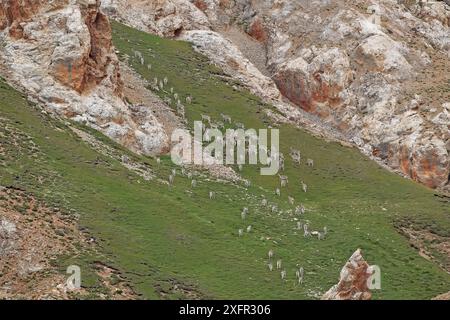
[81,1,122,93]
[248,18,268,43]
[193,0,208,12]
[0,0,66,39]
[0,0,122,94]
[398,145,449,189]
[322,249,373,300]
[274,49,352,117]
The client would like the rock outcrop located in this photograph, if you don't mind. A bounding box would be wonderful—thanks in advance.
[322,249,373,300]
[101,0,210,37]
[0,0,169,155]
[102,0,450,190]
[433,291,450,300]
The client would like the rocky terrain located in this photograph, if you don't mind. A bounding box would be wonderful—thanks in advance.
[0,186,135,299]
[0,0,171,156]
[0,0,449,301]
[322,249,373,300]
[102,0,450,190]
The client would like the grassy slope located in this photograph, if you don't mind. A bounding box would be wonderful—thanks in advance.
[0,20,448,299]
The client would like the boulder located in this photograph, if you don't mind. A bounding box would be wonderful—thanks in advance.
[322,249,373,300]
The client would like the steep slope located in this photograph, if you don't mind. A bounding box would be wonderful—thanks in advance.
[0,0,169,155]
[102,0,450,190]
[3,20,450,298]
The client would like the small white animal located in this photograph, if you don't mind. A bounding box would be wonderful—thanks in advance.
[276,259,282,269]
[288,196,295,205]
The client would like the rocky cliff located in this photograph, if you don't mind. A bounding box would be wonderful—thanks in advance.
[0,0,169,155]
[102,0,450,190]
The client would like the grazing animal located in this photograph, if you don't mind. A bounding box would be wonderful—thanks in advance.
[288,196,295,205]
[156,157,161,164]
[191,179,197,188]
[244,180,251,188]
[238,229,244,237]
[209,191,215,200]
[246,225,252,233]
[318,232,325,240]
[170,87,174,94]
[275,188,281,197]
[298,267,304,284]
[303,224,311,237]
[173,93,178,100]
[172,168,177,176]
[279,175,288,187]
[290,148,301,164]
[268,263,273,271]
[295,204,305,215]
[168,174,174,185]
[186,96,192,104]
[121,155,129,164]
[301,182,308,193]
[323,226,328,235]
[147,64,152,70]
[164,97,172,105]
[221,113,232,123]
[163,77,168,85]
[276,260,282,270]
[201,114,211,123]
[177,105,185,118]
[271,205,278,213]
[306,159,314,167]
[297,221,303,230]
[268,250,274,259]
[281,270,286,280]
[159,81,164,89]
[216,121,225,129]
[261,198,268,207]
[187,172,193,179]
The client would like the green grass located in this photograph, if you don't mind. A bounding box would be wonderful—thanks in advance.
[0,21,449,299]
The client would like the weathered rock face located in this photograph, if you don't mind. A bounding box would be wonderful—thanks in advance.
[102,0,450,190]
[322,249,373,300]
[101,0,210,37]
[0,0,118,93]
[0,0,169,155]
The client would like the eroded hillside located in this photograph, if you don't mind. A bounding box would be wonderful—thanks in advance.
[102,0,450,190]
